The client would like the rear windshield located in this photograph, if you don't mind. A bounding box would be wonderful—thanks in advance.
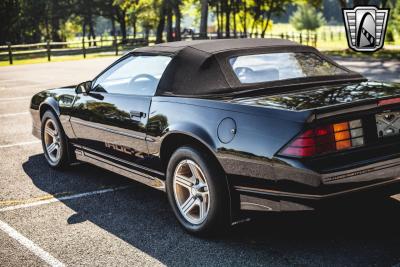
[229,52,348,84]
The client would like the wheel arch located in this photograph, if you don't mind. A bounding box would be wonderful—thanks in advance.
[39,98,74,163]
[159,131,221,174]
[39,97,60,120]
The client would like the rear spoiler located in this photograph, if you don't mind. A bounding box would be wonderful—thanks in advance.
[309,96,400,121]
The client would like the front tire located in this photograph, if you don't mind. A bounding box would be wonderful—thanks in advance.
[41,110,69,169]
[166,146,230,235]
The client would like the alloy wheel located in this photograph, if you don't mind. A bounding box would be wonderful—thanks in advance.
[44,119,61,163]
[173,160,210,225]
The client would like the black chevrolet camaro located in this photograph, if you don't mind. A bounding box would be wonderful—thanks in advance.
[30,39,400,235]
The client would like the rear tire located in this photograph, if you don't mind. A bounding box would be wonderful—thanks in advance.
[166,146,230,236]
[41,110,69,169]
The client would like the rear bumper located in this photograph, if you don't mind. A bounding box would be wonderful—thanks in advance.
[234,157,400,212]
[321,157,400,185]
[236,178,400,212]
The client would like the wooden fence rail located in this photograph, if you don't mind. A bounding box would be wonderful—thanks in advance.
[0,32,324,65]
[0,36,148,65]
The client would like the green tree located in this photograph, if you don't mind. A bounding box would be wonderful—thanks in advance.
[390,0,400,29]
[0,0,22,44]
[43,0,72,42]
[248,0,293,37]
[155,0,182,43]
[71,0,102,45]
[387,0,399,42]
[0,0,49,44]
[290,4,326,34]
[138,0,159,40]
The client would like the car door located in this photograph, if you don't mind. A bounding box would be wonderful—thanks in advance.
[69,54,172,169]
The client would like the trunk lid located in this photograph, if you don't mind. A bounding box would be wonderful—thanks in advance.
[249,81,400,174]
[228,81,400,112]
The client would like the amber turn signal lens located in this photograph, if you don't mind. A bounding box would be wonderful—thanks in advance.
[333,122,349,132]
[334,130,350,141]
[336,140,351,150]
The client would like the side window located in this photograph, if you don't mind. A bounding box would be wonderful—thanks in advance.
[92,55,171,96]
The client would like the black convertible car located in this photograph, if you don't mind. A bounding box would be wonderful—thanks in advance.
[30,39,400,235]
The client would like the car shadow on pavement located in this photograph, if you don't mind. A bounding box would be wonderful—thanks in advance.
[23,154,400,266]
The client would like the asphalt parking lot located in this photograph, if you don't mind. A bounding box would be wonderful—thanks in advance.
[1,56,400,267]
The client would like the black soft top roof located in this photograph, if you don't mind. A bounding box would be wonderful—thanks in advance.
[133,39,364,97]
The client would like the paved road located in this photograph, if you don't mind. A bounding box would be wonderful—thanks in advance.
[334,57,400,83]
[1,57,400,267]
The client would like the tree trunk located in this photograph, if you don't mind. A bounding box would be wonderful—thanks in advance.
[45,15,50,41]
[216,3,221,38]
[220,1,224,37]
[89,18,96,46]
[166,4,173,42]
[119,10,127,44]
[145,27,150,41]
[225,0,231,38]
[261,3,273,38]
[86,18,91,47]
[261,15,271,38]
[51,15,61,42]
[132,16,137,39]
[338,0,346,8]
[250,18,257,37]
[173,2,181,41]
[232,0,237,38]
[120,20,126,44]
[250,4,260,37]
[82,20,87,43]
[156,0,167,43]
[111,16,116,37]
[243,1,247,37]
[199,0,208,39]
[50,0,62,42]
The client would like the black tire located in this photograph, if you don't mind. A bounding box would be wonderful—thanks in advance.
[166,146,230,236]
[41,110,69,169]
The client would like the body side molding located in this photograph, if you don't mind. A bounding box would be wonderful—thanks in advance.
[74,147,165,191]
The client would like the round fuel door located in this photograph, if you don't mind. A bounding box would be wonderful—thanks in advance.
[217,118,237,144]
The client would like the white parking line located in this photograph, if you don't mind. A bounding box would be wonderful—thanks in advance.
[0,186,130,212]
[0,96,31,101]
[0,112,29,117]
[0,140,41,149]
[0,220,65,267]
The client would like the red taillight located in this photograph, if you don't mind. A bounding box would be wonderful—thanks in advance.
[280,119,364,158]
[378,97,400,106]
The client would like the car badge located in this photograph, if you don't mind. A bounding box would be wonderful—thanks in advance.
[342,6,389,52]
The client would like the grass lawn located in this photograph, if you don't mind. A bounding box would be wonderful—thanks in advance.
[272,23,400,51]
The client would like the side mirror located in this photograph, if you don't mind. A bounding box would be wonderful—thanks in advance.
[75,81,92,94]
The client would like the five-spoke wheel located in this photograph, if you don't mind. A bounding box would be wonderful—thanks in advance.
[166,146,229,235]
[44,119,61,163]
[41,110,69,168]
[173,160,210,225]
